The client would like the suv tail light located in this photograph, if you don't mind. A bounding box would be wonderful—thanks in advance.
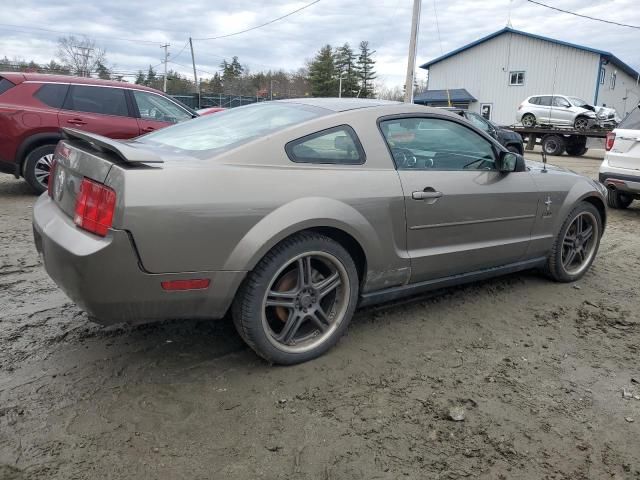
[74,178,116,237]
[47,159,57,197]
[605,132,616,151]
[518,104,523,110]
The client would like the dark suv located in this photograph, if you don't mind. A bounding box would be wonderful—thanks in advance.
[0,72,196,193]
[439,108,524,154]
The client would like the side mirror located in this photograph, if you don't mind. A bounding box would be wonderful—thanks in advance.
[497,151,519,172]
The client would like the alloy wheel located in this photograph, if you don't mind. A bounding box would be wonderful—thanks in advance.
[261,251,350,353]
[561,212,598,276]
[34,153,54,189]
[574,117,588,130]
[522,114,535,127]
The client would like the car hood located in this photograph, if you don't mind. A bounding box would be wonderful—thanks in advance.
[525,159,573,174]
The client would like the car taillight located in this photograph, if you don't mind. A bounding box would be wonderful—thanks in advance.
[161,279,211,291]
[518,104,523,110]
[74,178,116,237]
[605,132,616,151]
[47,159,57,197]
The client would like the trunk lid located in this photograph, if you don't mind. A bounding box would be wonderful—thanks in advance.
[49,128,163,219]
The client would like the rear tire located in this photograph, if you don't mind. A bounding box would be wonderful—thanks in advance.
[24,144,56,194]
[521,113,536,127]
[232,232,359,365]
[607,190,634,209]
[546,202,602,282]
[541,135,565,156]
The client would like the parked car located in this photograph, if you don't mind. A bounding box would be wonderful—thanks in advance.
[34,99,607,364]
[196,106,226,115]
[439,107,524,153]
[517,95,598,130]
[0,72,197,193]
[599,104,640,209]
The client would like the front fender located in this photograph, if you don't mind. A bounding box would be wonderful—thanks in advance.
[223,197,385,272]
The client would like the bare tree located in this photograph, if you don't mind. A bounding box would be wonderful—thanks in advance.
[57,36,106,77]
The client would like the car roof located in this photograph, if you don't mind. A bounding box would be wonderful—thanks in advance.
[277,97,402,112]
[0,72,164,94]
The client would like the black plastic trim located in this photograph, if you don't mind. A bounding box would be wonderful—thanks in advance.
[359,257,547,307]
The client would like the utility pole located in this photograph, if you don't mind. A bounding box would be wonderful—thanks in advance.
[404,0,422,103]
[189,37,200,109]
[338,71,345,98]
[160,43,170,93]
[75,46,94,77]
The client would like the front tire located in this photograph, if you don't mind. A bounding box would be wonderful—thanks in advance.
[232,232,359,365]
[542,134,565,156]
[24,144,56,194]
[546,202,602,282]
[574,116,590,130]
[607,190,634,209]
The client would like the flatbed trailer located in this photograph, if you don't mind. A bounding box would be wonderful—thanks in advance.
[506,126,611,156]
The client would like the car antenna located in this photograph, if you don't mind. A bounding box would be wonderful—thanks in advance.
[541,149,548,173]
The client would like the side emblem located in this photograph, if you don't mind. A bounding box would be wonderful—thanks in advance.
[543,195,553,217]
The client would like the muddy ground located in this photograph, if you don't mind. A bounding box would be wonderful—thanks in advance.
[1,149,639,480]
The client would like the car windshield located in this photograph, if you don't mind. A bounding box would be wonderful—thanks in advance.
[138,102,328,153]
[568,97,588,107]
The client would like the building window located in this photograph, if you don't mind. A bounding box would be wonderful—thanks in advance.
[599,67,606,85]
[509,71,525,86]
[610,72,617,90]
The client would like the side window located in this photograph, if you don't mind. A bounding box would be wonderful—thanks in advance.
[379,117,496,171]
[529,96,539,105]
[538,96,552,107]
[63,85,129,116]
[132,91,192,123]
[286,125,365,165]
[34,83,69,108]
[553,97,570,108]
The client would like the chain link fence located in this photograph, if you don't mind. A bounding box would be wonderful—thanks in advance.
[171,94,272,110]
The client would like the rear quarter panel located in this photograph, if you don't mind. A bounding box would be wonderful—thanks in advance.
[106,108,412,292]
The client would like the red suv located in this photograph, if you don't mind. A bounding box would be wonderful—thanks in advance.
[0,72,196,193]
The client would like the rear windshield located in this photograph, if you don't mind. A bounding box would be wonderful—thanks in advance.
[138,102,328,154]
[619,107,640,130]
[0,77,15,96]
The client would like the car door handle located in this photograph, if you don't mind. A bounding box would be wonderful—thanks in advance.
[412,190,443,200]
[141,126,156,133]
[67,118,87,126]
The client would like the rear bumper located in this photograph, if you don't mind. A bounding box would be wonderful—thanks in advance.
[599,158,640,195]
[33,195,246,325]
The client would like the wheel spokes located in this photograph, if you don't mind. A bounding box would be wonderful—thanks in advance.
[563,248,577,268]
[581,224,594,242]
[309,306,330,332]
[266,290,297,308]
[297,256,313,288]
[276,311,305,344]
[315,271,341,299]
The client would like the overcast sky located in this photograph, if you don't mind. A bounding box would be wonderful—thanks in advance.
[2,0,639,89]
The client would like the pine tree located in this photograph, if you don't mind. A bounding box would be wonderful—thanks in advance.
[334,43,358,97]
[308,45,336,97]
[96,61,111,80]
[146,65,158,88]
[134,70,146,85]
[356,41,376,98]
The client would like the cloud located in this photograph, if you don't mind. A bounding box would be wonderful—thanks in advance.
[1,0,639,89]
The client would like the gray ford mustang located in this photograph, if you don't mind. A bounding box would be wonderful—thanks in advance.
[33,98,607,364]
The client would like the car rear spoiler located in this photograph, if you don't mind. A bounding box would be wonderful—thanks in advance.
[61,128,164,164]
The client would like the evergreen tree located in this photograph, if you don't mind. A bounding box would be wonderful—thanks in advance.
[146,65,159,88]
[308,44,336,97]
[134,70,146,85]
[96,61,111,80]
[356,41,376,98]
[334,43,358,97]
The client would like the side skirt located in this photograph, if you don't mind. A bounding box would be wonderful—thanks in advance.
[358,257,547,308]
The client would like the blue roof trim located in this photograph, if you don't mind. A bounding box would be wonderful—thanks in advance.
[419,27,639,79]
[414,88,477,103]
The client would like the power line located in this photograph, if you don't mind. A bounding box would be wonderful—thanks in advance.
[526,0,640,29]
[0,22,166,44]
[192,0,321,40]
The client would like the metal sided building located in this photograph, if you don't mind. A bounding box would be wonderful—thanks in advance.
[418,27,640,125]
